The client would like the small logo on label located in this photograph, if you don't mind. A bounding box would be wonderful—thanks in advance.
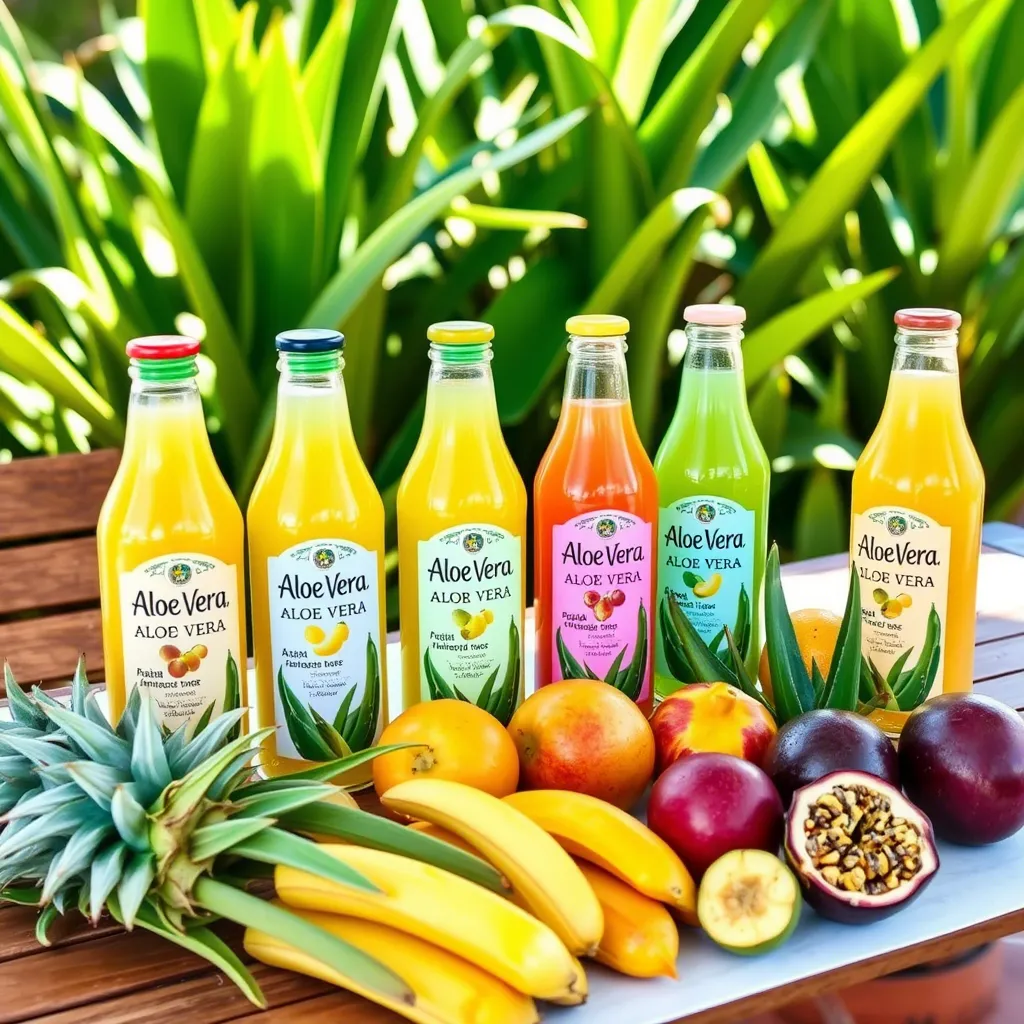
[168,562,192,586]
[312,547,336,571]
[462,532,484,553]
[887,515,908,536]
[595,518,617,537]
[695,503,716,523]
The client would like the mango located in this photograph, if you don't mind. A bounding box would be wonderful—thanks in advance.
[304,625,326,646]
[693,573,723,598]
[313,622,350,656]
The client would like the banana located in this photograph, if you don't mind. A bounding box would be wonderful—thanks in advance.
[246,904,539,1024]
[575,860,679,979]
[275,844,586,1004]
[382,778,604,957]
[504,789,697,924]
[407,820,479,856]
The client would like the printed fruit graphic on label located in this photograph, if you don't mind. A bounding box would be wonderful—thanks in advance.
[245,906,540,1024]
[452,608,495,639]
[167,658,188,679]
[508,680,655,809]
[692,573,723,599]
[312,622,350,656]
[274,844,587,1003]
[575,860,679,978]
[881,600,903,619]
[382,778,605,959]
[650,682,776,774]
[698,849,799,955]
[593,597,613,621]
[158,644,181,663]
[373,699,519,798]
[762,709,899,806]
[897,593,912,608]
[503,789,697,921]
[182,650,201,672]
[757,608,842,703]
[647,753,784,880]
[873,588,889,605]
[191,643,209,659]
[583,590,600,608]
[785,771,939,924]
[304,625,326,645]
[609,589,626,607]
[899,693,1024,845]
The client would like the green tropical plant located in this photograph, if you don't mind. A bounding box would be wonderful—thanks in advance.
[0,0,1021,617]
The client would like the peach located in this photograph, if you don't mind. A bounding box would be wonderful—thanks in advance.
[650,682,776,774]
[583,590,600,608]
[167,658,188,679]
[158,645,181,663]
[507,680,655,810]
[593,597,613,621]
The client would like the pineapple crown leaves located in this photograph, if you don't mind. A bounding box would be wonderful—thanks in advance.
[660,542,865,726]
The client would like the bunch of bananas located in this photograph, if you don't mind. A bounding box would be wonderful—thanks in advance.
[245,778,696,1023]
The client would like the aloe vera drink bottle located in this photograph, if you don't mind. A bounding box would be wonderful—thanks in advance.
[654,305,770,692]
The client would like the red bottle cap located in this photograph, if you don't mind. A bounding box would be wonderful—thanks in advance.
[126,336,201,359]
[894,308,961,331]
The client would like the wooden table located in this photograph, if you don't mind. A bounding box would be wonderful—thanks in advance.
[3,524,1024,1024]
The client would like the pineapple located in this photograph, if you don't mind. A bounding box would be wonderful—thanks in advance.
[0,659,504,1007]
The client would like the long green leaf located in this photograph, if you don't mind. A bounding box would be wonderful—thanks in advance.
[737,0,996,320]
[936,80,1024,295]
[764,544,815,722]
[140,0,206,199]
[820,563,862,712]
[249,16,322,344]
[639,0,774,193]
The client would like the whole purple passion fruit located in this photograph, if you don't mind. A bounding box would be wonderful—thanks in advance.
[763,709,899,806]
[900,693,1024,845]
[785,771,938,924]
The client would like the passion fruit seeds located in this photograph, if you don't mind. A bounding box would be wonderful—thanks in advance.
[803,784,922,897]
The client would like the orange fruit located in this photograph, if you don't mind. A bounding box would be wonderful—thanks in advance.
[373,699,519,799]
[757,608,843,703]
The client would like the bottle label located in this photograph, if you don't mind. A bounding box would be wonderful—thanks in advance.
[852,507,951,709]
[268,540,382,759]
[550,511,653,703]
[417,525,522,723]
[657,496,755,680]
[119,553,242,730]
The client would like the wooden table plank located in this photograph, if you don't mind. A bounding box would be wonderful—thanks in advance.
[0,608,104,693]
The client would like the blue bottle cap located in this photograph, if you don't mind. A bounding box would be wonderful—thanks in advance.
[275,328,345,352]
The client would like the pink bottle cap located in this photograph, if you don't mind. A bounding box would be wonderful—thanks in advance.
[894,308,961,331]
[683,304,746,326]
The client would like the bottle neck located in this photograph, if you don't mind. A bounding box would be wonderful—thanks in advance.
[563,335,630,402]
[682,324,744,373]
[271,349,354,442]
[124,356,209,459]
[425,343,499,423]
[892,328,959,376]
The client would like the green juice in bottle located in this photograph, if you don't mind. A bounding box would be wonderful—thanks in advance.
[654,304,769,690]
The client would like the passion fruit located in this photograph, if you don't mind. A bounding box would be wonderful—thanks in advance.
[899,693,1024,846]
[698,849,800,955]
[763,709,899,806]
[785,771,938,924]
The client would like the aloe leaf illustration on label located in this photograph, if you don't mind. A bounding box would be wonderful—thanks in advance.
[278,637,381,762]
[557,603,648,702]
[423,619,521,725]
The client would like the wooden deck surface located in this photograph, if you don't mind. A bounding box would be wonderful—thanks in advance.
[2,531,1024,1024]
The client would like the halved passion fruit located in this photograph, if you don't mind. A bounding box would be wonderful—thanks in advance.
[697,849,800,955]
[786,771,938,924]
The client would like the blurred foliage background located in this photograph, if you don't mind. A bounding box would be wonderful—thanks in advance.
[1,0,1022,624]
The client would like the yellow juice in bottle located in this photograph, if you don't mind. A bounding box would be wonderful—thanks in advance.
[97,336,247,730]
[248,330,387,785]
[397,321,526,723]
[851,308,984,734]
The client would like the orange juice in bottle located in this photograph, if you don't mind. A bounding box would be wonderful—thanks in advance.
[397,321,526,723]
[97,336,246,730]
[534,315,658,716]
[851,308,984,734]
[247,330,387,784]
